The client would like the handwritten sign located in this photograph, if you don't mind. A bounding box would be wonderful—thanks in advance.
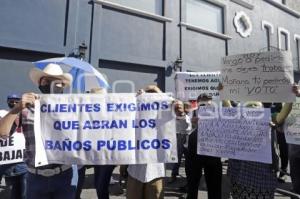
[175,72,220,101]
[220,51,295,102]
[34,93,177,166]
[285,99,300,145]
[197,107,272,163]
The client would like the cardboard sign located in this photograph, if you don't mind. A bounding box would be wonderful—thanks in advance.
[197,107,272,163]
[220,51,295,102]
[175,72,220,101]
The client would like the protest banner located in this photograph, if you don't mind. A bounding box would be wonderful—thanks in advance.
[285,99,300,145]
[197,107,272,163]
[0,133,25,165]
[220,51,295,102]
[175,71,220,101]
[34,93,177,167]
[0,110,25,165]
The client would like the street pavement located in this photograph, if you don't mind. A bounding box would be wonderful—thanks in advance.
[0,162,297,198]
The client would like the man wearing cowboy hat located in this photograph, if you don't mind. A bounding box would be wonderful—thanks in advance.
[0,63,76,199]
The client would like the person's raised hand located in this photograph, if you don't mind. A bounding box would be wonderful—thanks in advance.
[217,83,224,91]
[14,93,38,113]
[136,89,145,97]
[172,100,185,117]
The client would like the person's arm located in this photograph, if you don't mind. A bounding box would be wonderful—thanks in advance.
[275,103,292,125]
[217,83,232,107]
[0,108,19,138]
[222,100,232,107]
[0,93,37,138]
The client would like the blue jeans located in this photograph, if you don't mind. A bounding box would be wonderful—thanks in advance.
[1,163,27,199]
[4,163,28,177]
[26,168,76,199]
[0,164,11,180]
[94,165,115,199]
[5,173,27,199]
[171,134,186,177]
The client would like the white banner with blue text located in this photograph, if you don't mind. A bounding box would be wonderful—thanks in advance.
[34,93,177,167]
[197,107,272,163]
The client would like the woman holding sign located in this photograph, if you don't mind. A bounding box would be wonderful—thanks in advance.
[220,84,296,199]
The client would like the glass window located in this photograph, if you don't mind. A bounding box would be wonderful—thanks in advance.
[186,0,224,33]
[280,32,288,50]
[265,26,271,51]
[272,0,286,4]
[296,39,300,69]
[107,0,163,15]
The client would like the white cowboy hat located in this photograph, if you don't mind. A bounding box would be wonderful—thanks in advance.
[29,63,73,87]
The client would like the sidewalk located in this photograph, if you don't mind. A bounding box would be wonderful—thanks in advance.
[78,163,293,199]
[0,163,295,199]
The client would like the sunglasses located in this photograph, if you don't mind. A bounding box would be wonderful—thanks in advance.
[39,77,64,86]
[7,100,20,104]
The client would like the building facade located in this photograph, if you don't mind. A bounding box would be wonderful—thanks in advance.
[1,0,300,108]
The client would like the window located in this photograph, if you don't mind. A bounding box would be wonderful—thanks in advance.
[107,0,163,15]
[265,26,271,51]
[295,35,300,70]
[186,0,224,33]
[273,0,286,4]
[278,27,290,51]
[296,39,300,69]
[234,11,252,37]
[280,32,288,50]
[262,20,274,51]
